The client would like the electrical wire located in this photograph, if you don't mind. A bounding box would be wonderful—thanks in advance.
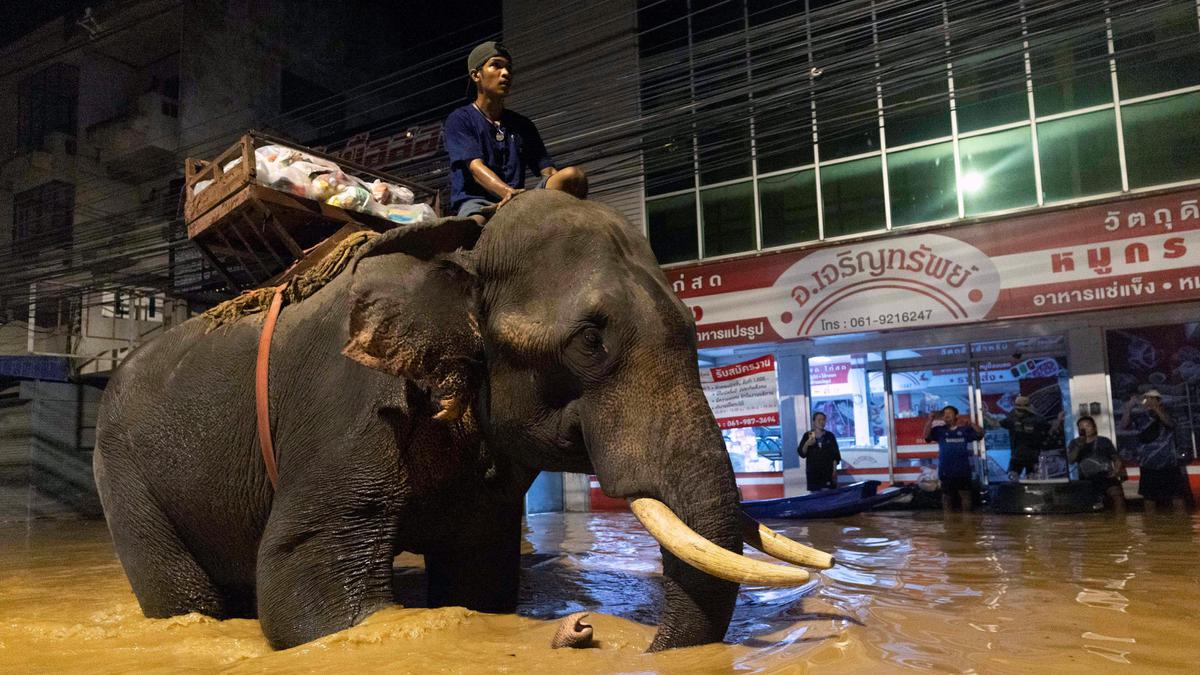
[2,0,1196,315]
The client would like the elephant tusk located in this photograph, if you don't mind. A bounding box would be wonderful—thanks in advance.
[628,498,810,587]
[739,511,834,569]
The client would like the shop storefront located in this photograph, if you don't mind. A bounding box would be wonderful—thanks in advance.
[590,187,1200,507]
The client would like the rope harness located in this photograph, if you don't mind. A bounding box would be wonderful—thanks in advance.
[202,229,382,491]
[256,284,287,490]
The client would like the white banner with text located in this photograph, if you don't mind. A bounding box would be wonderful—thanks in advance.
[700,355,781,429]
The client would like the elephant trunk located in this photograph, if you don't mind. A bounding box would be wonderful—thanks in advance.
[644,469,742,651]
[587,374,824,650]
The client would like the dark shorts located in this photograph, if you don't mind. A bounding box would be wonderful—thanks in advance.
[1087,475,1123,493]
[1008,455,1038,476]
[940,475,973,494]
[455,175,551,217]
[1138,466,1187,501]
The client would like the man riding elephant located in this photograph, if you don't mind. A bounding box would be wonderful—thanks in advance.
[94,190,830,652]
[444,41,588,223]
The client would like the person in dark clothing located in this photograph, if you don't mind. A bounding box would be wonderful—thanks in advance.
[924,405,984,511]
[1067,415,1126,512]
[1120,389,1186,512]
[443,41,587,222]
[798,411,840,492]
[998,395,1050,481]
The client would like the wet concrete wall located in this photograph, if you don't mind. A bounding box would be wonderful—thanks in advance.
[0,381,103,522]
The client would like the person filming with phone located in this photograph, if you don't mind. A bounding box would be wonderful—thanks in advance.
[798,411,841,492]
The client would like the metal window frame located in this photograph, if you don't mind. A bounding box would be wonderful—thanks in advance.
[640,0,1200,265]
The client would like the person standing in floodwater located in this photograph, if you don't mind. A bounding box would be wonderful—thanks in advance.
[798,411,840,492]
[994,395,1050,481]
[1068,415,1126,513]
[924,405,984,511]
[1121,389,1187,512]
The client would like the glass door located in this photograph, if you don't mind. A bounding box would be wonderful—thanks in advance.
[808,353,890,485]
[972,355,1071,481]
[889,365,974,485]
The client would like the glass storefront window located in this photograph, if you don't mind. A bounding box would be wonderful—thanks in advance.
[820,156,885,238]
[809,353,889,479]
[696,90,748,186]
[1105,322,1200,463]
[647,193,698,263]
[637,0,689,59]
[950,2,1029,133]
[753,101,815,174]
[699,120,754,186]
[1028,5,1112,116]
[693,1,752,186]
[811,0,879,159]
[1122,91,1200,188]
[701,181,756,257]
[643,132,696,197]
[758,170,818,248]
[959,126,1036,215]
[877,0,951,146]
[1037,109,1122,203]
[723,426,784,472]
[883,79,952,148]
[891,365,970,479]
[805,337,1075,486]
[976,356,1071,481]
[1113,1,1200,100]
[887,141,957,226]
[748,1,814,174]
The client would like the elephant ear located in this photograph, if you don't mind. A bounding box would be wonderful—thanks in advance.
[343,218,483,422]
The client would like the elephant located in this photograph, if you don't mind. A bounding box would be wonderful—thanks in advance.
[93,189,831,652]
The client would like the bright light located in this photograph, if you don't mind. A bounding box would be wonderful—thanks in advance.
[961,170,986,193]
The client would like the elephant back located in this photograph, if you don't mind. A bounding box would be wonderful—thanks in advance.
[201,230,381,331]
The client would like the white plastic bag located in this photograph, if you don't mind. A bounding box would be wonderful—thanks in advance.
[371,202,436,225]
[370,179,414,205]
[326,184,372,211]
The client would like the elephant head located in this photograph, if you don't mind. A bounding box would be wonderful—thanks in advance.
[343,190,830,650]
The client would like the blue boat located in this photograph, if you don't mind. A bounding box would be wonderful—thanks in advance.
[741,480,910,519]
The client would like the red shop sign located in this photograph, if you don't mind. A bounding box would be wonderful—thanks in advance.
[670,189,1200,347]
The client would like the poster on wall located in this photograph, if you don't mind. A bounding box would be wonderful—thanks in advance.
[700,355,781,429]
[669,188,1200,348]
[1106,322,1200,461]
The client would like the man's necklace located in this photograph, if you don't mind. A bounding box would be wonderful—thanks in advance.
[473,103,505,141]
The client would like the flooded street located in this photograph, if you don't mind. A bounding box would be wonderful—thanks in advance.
[2,511,1198,673]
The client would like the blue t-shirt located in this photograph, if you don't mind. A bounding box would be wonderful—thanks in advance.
[927,424,980,479]
[443,104,554,210]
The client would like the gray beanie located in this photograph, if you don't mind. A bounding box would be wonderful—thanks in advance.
[467,41,512,73]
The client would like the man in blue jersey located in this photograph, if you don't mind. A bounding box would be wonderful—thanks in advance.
[443,41,588,223]
[924,405,985,511]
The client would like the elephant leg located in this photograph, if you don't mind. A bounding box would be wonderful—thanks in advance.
[425,501,523,613]
[255,492,399,649]
[100,465,234,618]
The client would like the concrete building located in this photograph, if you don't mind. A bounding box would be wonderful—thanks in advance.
[0,0,415,520]
[504,0,1200,506]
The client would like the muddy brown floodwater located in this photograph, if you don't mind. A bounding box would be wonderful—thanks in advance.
[2,510,1198,673]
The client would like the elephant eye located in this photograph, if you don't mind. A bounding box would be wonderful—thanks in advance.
[580,327,604,351]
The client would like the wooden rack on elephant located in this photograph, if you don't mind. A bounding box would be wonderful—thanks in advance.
[183,130,442,291]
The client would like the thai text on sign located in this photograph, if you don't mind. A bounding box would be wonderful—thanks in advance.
[670,189,1200,348]
[700,355,781,429]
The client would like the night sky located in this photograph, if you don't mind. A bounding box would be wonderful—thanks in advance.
[2,1,501,139]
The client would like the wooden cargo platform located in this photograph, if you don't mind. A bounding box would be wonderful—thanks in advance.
[184,131,440,291]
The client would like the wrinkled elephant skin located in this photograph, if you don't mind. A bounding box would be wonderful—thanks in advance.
[94,190,789,651]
